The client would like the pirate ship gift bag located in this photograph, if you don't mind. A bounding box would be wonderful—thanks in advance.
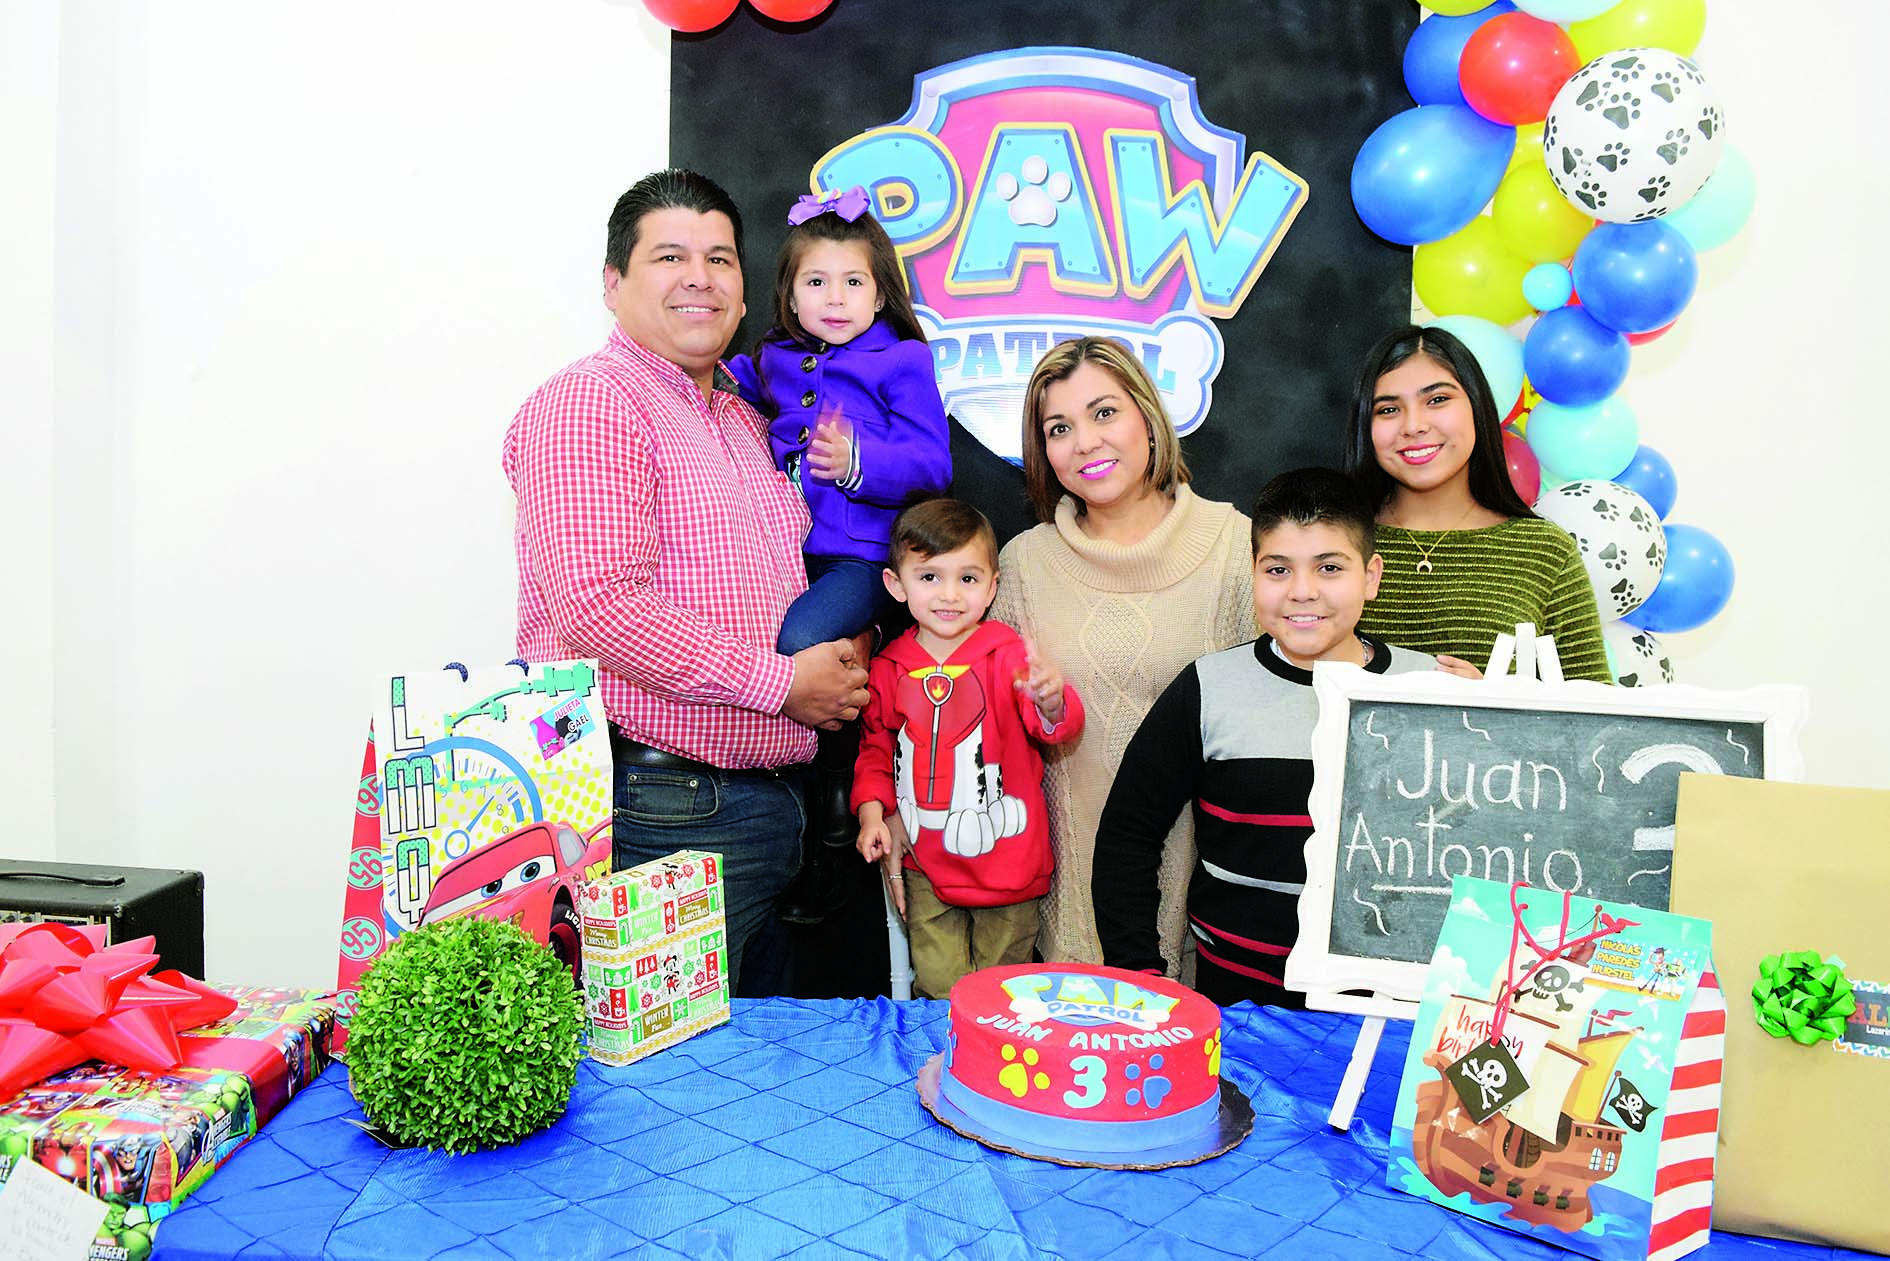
[1389,876,1722,1261]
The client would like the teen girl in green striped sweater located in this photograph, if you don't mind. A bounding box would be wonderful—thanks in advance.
[1343,325,1611,683]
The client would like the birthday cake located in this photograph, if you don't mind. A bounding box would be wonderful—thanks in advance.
[936,963,1224,1155]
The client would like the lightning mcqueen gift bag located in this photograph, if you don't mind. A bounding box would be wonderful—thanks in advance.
[1389,877,1722,1261]
[333,661,614,1051]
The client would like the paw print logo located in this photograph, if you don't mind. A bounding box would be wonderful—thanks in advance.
[1627,506,1658,534]
[1574,80,1603,112]
[994,155,1072,229]
[1204,1030,1222,1078]
[997,1043,1049,1098]
[1596,542,1626,572]
[1595,140,1632,174]
[1122,1054,1173,1109]
[1609,578,1635,614]
[1591,497,1622,524]
[1657,128,1692,167]
[1559,145,1583,177]
[1573,178,1610,212]
[1696,106,1722,141]
[1648,70,1680,104]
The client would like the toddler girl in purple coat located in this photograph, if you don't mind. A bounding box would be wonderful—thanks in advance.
[727,188,954,924]
[728,188,953,656]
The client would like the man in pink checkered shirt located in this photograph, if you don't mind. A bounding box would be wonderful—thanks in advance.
[505,169,869,997]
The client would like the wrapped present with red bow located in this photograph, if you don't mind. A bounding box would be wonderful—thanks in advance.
[0,980,336,1261]
[0,922,243,1095]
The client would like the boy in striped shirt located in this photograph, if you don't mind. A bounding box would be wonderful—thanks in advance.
[1093,468,1437,1006]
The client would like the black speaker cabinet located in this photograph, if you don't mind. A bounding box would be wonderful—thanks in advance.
[0,861,205,978]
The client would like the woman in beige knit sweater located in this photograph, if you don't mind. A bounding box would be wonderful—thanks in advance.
[991,338,1254,978]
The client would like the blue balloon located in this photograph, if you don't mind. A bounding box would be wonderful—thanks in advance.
[1572,221,1699,335]
[1523,262,1574,312]
[1625,523,1734,633]
[1613,445,1678,519]
[1403,1,1517,109]
[1352,105,1515,246]
[1524,306,1629,407]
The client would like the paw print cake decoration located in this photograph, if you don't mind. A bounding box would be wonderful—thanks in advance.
[916,962,1252,1167]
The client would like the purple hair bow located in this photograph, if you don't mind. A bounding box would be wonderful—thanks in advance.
[787,186,870,226]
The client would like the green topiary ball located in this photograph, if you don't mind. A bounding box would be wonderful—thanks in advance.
[347,916,583,1153]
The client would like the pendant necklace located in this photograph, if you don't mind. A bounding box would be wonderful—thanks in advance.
[1392,502,1477,575]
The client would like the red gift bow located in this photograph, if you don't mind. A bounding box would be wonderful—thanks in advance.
[0,923,237,1098]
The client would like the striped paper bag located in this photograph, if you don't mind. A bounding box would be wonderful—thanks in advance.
[1390,875,1719,1261]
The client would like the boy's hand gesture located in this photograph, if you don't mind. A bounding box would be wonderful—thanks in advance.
[1015,637,1066,727]
[805,418,854,483]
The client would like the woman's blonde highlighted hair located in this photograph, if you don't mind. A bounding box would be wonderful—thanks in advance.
[1018,336,1190,524]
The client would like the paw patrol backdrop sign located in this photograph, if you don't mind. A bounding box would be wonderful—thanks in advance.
[679,0,1415,544]
[813,47,1308,462]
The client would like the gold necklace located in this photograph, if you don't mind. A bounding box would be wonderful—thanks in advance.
[1391,504,1477,575]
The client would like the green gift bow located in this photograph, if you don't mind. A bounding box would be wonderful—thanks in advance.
[1751,951,1857,1045]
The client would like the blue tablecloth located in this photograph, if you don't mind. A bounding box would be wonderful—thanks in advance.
[150,999,1868,1260]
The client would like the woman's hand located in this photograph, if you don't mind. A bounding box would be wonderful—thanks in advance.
[1435,654,1484,681]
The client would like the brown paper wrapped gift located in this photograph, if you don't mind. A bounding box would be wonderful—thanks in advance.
[1669,774,1890,1254]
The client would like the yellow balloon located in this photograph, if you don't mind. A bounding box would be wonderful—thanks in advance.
[1492,159,1596,262]
[1413,217,1533,325]
[1568,0,1706,64]
[1421,0,1497,14]
[1508,122,1546,173]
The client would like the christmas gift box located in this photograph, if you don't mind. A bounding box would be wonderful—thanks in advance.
[1390,876,1721,1261]
[0,985,335,1261]
[334,660,614,1052]
[578,851,729,1065]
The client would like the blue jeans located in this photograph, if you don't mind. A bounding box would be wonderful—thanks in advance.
[612,763,805,998]
[777,556,892,655]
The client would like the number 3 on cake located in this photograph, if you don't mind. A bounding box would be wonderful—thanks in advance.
[1064,1055,1106,1109]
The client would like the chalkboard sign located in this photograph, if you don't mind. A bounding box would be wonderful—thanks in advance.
[1285,666,1806,1006]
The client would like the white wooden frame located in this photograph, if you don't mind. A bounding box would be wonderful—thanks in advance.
[1285,665,1808,1009]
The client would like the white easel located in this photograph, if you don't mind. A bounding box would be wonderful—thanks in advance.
[1319,623,1562,1130]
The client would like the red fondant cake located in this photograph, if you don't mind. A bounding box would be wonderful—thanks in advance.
[939,963,1224,1153]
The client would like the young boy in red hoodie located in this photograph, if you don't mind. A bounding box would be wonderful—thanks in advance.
[853,498,1084,998]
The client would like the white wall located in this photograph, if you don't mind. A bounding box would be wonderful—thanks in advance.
[16,2,1883,990]
[1625,11,1889,790]
[30,0,669,987]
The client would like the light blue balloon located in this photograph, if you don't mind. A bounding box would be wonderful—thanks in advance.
[1526,395,1639,481]
[1663,145,1756,253]
[1514,0,1622,19]
[1523,262,1574,312]
[1428,314,1526,415]
[1351,105,1515,246]
[1625,523,1734,633]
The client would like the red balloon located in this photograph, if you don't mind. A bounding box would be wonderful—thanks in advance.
[751,0,836,19]
[1503,429,1542,504]
[1459,13,1581,126]
[643,0,740,33]
[1626,318,1678,345]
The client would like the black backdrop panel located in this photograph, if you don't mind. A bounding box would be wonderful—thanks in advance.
[673,0,1418,545]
